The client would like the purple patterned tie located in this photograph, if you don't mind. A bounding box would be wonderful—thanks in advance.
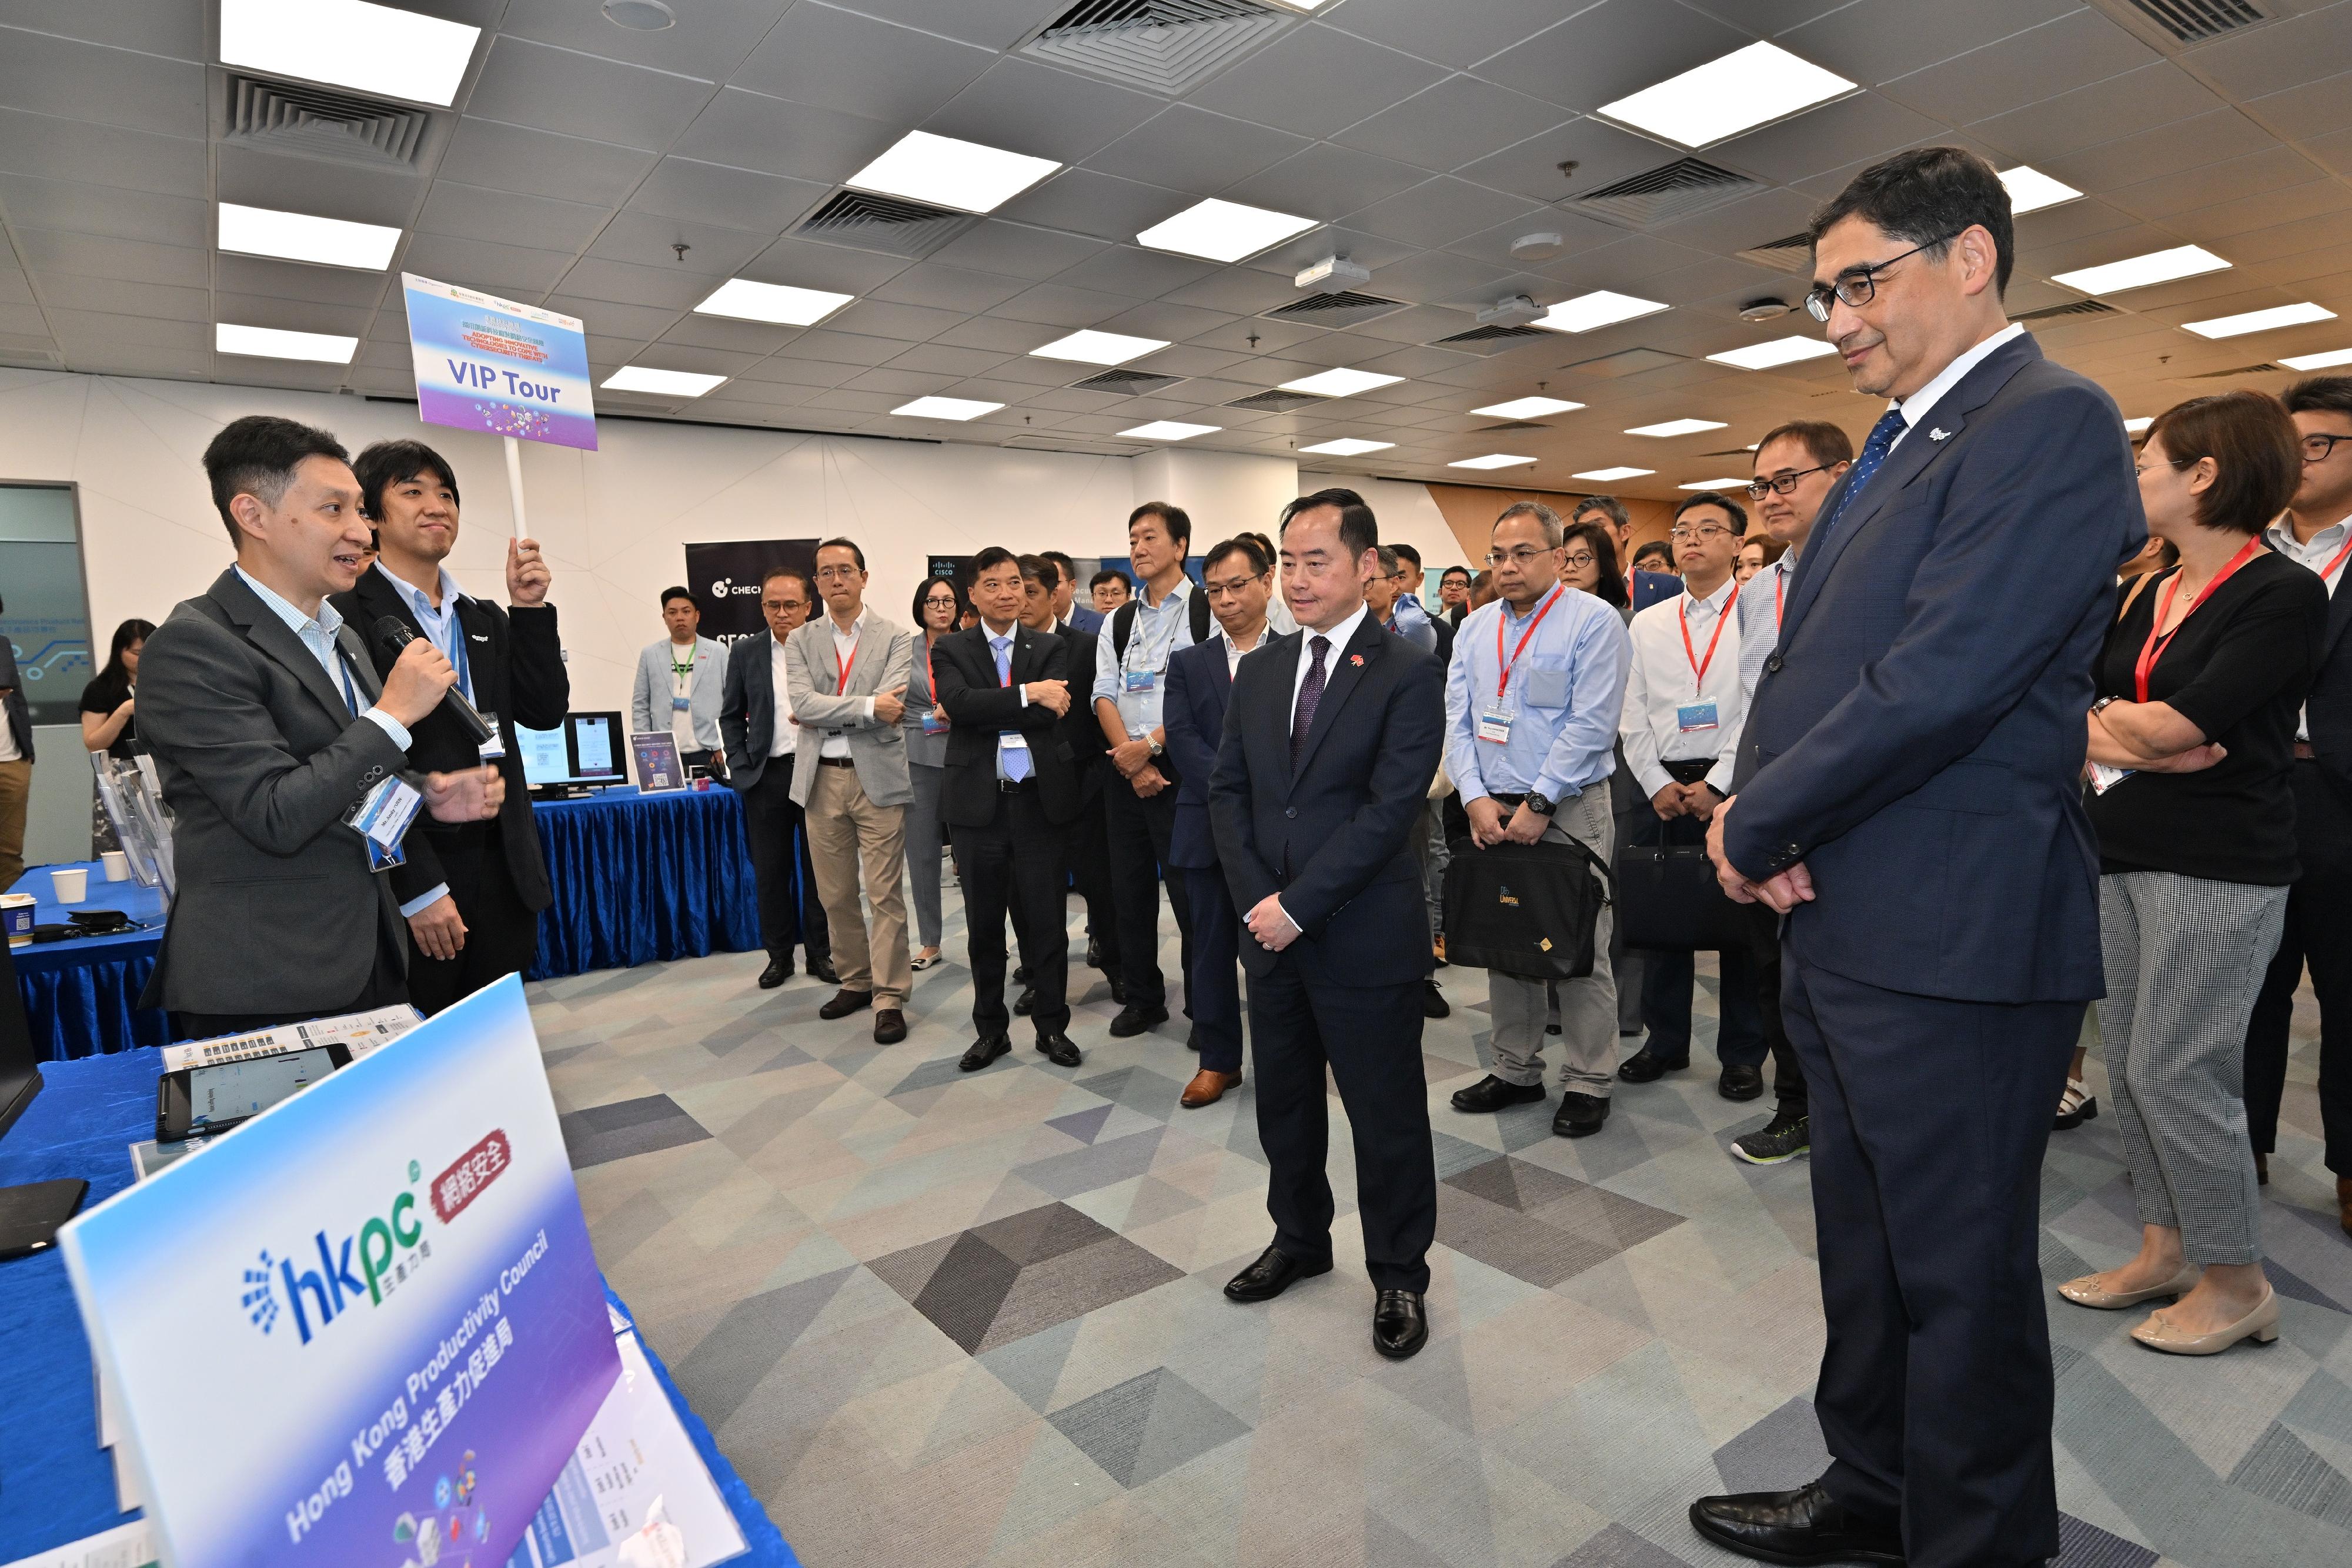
[1291,634,1329,773]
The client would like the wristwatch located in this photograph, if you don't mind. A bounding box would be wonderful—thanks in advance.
[1523,791,1558,817]
[1148,736,1164,757]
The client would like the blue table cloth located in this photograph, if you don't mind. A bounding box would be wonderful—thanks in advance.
[11,785,764,1061]
[0,1048,798,1566]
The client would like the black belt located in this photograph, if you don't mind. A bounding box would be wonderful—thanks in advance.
[1661,758,1716,785]
[997,778,1038,793]
[818,755,857,768]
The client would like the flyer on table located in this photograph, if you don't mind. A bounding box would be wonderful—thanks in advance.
[403,275,598,451]
[60,977,619,1568]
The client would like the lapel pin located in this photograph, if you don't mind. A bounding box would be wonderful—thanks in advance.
[1929,427,1950,442]
[1349,653,1364,666]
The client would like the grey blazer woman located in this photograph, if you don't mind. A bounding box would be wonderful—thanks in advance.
[903,631,949,768]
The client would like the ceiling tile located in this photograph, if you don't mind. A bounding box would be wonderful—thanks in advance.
[1159,268,1302,315]
[0,28,205,139]
[922,57,1162,166]
[993,280,1151,327]
[1470,0,1753,112]
[869,265,1035,313]
[742,235,913,294]
[843,366,951,396]
[1877,9,2159,126]
[1051,246,1220,299]
[671,88,902,185]
[1357,250,1514,309]
[997,168,1189,243]
[1095,301,1238,341]
[586,210,773,276]
[738,355,859,387]
[927,221,1107,282]
[45,309,207,350]
[1084,106,1309,197]
[735,2,1000,122]
[886,342,1014,377]
[1328,0,1617,73]
[2193,3,2352,100]
[1714,92,1948,186]
[2101,147,2315,222]
[1347,177,1544,251]
[2041,111,2282,200]
[2249,68,2352,143]
[0,173,205,248]
[1241,225,1413,279]
[1784,0,2090,89]
[397,233,577,296]
[1184,23,1448,140]
[833,0,1065,51]
[0,0,204,58]
[826,297,970,342]
[930,315,1067,353]
[659,314,802,355]
[418,180,613,253]
[553,255,709,310]
[1218,143,1432,225]
[626,158,828,233]
[2165,181,2352,246]
[215,145,424,228]
[215,253,392,307]
[1333,75,1569,175]
[770,327,907,366]
[211,290,373,338]
[495,0,789,81]
[1456,116,1692,209]
[439,119,659,206]
[466,36,716,152]
[16,229,205,290]
[1968,63,2227,165]
[0,108,202,197]
[36,273,206,322]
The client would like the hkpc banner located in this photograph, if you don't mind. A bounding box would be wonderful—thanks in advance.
[402,275,599,450]
[59,977,617,1568]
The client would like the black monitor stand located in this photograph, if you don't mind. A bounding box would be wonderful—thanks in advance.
[0,944,88,1260]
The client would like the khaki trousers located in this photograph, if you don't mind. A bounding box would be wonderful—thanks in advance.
[0,757,29,894]
[1488,782,1618,1095]
[806,760,912,1006]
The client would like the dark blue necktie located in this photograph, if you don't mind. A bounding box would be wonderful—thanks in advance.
[1291,636,1329,773]
[1812,407,1908,556]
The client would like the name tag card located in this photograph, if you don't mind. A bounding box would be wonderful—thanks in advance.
[920,707,948,735]
[345,775,422,871]
[1476,707,1513,744]
[1124,671,1155,693]
[475,708,506,762]
[1676,701,1719,733]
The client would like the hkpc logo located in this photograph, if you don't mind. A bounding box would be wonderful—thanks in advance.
[243,1131,510,1346]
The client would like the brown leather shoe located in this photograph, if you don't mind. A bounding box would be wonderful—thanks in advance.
[2338,1176,2352,1239]
[873,1008,907,1045]
[1181,1069,1242,1108]
[818,988,873,1020]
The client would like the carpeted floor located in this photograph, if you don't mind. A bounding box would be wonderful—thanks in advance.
[530,886,2352,1568]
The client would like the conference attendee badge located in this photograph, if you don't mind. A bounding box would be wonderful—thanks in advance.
[345,774,423,869]
[475,708,508,761]
[1477,706,1514,744]
[921,706,948,735]
[1124,670,1155,693]
[1676,701,1720,733]
[671,695,692,713]
[2089,762,2135,795]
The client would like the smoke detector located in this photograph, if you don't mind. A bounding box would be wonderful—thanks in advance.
[1508,231,1565,262]
[1476,295,1544,328]
[1738,296,1793,322]
[1294,256,1371,295]
[603,0,676,28]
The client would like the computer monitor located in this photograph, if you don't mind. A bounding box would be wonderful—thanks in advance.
[0,939,87,1256]
[516,711,628,797]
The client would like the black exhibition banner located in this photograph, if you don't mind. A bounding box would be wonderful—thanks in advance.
[683,539,820,650]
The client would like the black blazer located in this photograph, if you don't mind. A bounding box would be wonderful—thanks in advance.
[932,623,1079,827]
[720,631,788,792]
[2305,573,2352,801]
[1055,618,1110,795]
[1161,636,1229,871]
[0,630,29,762]
[332,569,569,914]
[1208,614,1444,988]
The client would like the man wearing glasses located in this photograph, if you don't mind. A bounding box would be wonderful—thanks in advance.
[1721,421,1853,1168]
[721,568,834,991]
[2244,376,2352,1239]
[1692,148,2139,1568]
[1618,493,1770,1099]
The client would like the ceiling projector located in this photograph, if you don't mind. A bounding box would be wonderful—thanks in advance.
[1294,256,1371,294]
[1476,295,1544,327]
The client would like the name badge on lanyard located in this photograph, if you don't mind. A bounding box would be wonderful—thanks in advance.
[1484,586,1563,743]
[1476,707,1514,744]
[1676,701,1719,733]
[1124,670,1155,693]
[1676,586,1738,734]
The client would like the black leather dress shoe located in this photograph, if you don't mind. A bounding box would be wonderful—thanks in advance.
[872,1008,907,1045]
[1108,975,1128,1005]
[1688,1482,1903,1565]
[1422,979,1450,1019]
[1372,1289,1428,1360]
[1719,1064,1765,1102]
[1108,1004,1169,1038]
[1013,985,1037,1017]
[960,1034,1011,1072]
[1618,1048,1688,1083]
[1086,937,1104,969]
[1554,1092,1609,1138]
[1014,963,1031,985]
[1451,1074,1545,1114]
[818,988,873,1020]
[809,956,838,985]
[757,956,793,989]
[1034,1032,1082,1068]
[1223,1245,1332,1303]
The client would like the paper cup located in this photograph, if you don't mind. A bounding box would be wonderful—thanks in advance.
[1,893,32,947]
[101,850,130,882]
[51,867,88,904]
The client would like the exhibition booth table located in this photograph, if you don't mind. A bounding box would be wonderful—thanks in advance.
[0,1045,799,1566]
[8,784,764,1061]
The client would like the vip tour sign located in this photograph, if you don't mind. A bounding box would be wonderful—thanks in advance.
[59,978,619,1568]
[402,275,598,452]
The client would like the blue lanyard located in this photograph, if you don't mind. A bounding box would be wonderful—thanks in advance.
[409,589,473,703]
[335,648,362,716]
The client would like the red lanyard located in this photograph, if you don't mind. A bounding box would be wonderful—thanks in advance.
[834,627,858,693]
[2317,532,2352,589]
[2134,538,2260,702]
[923,632,938,702]
[1494,586,1565,701]
[1773,569,1784,627]
[1679,583,1740,688]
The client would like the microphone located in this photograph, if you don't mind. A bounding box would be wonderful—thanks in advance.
[373,617,494,745]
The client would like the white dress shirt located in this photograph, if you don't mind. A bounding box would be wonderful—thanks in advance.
[1890,322,2026,454]
[1291,603,1369,724]
[819,609,875,758]
[1738,547,1800,701]
[767,631,795,758]
[2264,510,2352,739]
[1091,576,1198,737]
[1220,618,1269,677]
[1622,573,1747,799]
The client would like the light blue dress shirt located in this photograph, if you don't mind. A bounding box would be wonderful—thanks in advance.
[375,560,474,702]
[1444,585,1629,804]
[990,631,1032,782]
[1091,576,1198,737]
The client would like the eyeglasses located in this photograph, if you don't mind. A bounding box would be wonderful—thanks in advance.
[763,599,807,613]
[813,564,860,581]
[1484,546,1555,568]
[1805,233,1959,322]
[1668,523,1733,542]
[1746,464,1834,499]
[2134,457,2193,476]
[1202,576,1260,596]
[1561,550,1596,570]
[2303,432,2352,463]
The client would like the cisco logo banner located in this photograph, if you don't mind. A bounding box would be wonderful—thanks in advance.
[683,538,820,648]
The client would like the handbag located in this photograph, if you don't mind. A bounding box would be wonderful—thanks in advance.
[1441,834,1611,981]
[1613,840,1747,952]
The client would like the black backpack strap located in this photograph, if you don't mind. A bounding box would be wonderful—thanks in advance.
[1112,599,1137,661]
[1188,583,1212,644]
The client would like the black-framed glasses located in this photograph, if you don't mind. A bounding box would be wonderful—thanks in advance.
[2303,432,2352,463]
[1668,523,1733,542]
[1746,464,1834,499]
[1805,232,1959,322]
[1561,550,1597,570]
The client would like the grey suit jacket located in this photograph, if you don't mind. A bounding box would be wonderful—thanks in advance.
[630,636,726,751]
[135,569,412,1014]
[783,610,913,808]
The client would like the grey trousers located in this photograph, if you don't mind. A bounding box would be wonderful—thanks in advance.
[905,760,945,950]
[1423,800,1448,941]
[1489,783,1618,1095]
[2097,870,2286,1265]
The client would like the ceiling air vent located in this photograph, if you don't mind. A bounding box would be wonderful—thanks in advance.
[224,73,429,167]
[1429,324,1545,357]
[793,189,974,258]
[2178,362,2285,379]
[1225,389,1321,412]
[1736,232,1813,273]
[2012,299,2121,323]
[2116,0,2269,44]
[1476,421,1549,433]
[1262,291,1407,329]
[1071,368,1184,394]
[1020,0,1291,97]
[1569,159,1762,229]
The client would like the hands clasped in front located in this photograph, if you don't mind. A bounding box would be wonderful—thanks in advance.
[1705,794,1815,914]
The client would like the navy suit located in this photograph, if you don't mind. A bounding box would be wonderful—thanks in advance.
[1164,635,1242,1074]
[1723,333,2141,1566]
[1630,568,1683,613]
[1209,615,1444,1291]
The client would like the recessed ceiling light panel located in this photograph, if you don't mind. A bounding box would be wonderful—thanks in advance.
[1472,396,1585,419]
[219,0,480,108]
[1678,478,1748,490]
[2123,417,2153,433]
[2052,245,2231,296]
[2000,166,2082,215]
[1449,453,1536,470]
[1030,330,1171,365]
[1626,418,1728,438]
[218,202,402,270]
[694,279,853,326]
[893,395,1004,420]
[1299,437,1394,456]
[2283,347,2352,372]
[603,366,726,397]
[1598,42,1855,149]
[1278,367,1404,398]
[1121,420,1220,440]
[215,323,358,364]
[1136,198,1318,263]
[1707,336,1838,370]
[1574,467,1653,482]
[1532,290,1669,334]
[2181,302,2336,339]
[847,131,1060,215]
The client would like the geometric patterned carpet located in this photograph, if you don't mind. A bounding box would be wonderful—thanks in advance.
[529,886,2352,1567]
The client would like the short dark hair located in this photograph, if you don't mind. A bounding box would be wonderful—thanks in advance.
[911,574,965,624]
[1631,540,1675,569]
[1392,542,1421,569]
[1562,521,1627,610]
[814,536,866,572]
[2284,376,2352,421]
[1809,145,2014,298]
[1204,536,1270,576]
[1571,494,1629,531]
[760,566,811,600]
[352,438,459,523]
[2146,390,2303,538]
[201,415,350,545]
[1038,549,1077,583]
[1674,491,1749,530]
[971,545,1021,580]
[660,584,697,611]
[1090,569,1130,593]
[1439,565,1472,586]
[1017,553,1059,590]
[1128,501,1191,549]
[1281,487,1377,560]
[1754,419,1855,471]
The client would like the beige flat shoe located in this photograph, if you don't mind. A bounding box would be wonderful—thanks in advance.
[2057,1263,2201,1309]
[2130,1289,2281,1355]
